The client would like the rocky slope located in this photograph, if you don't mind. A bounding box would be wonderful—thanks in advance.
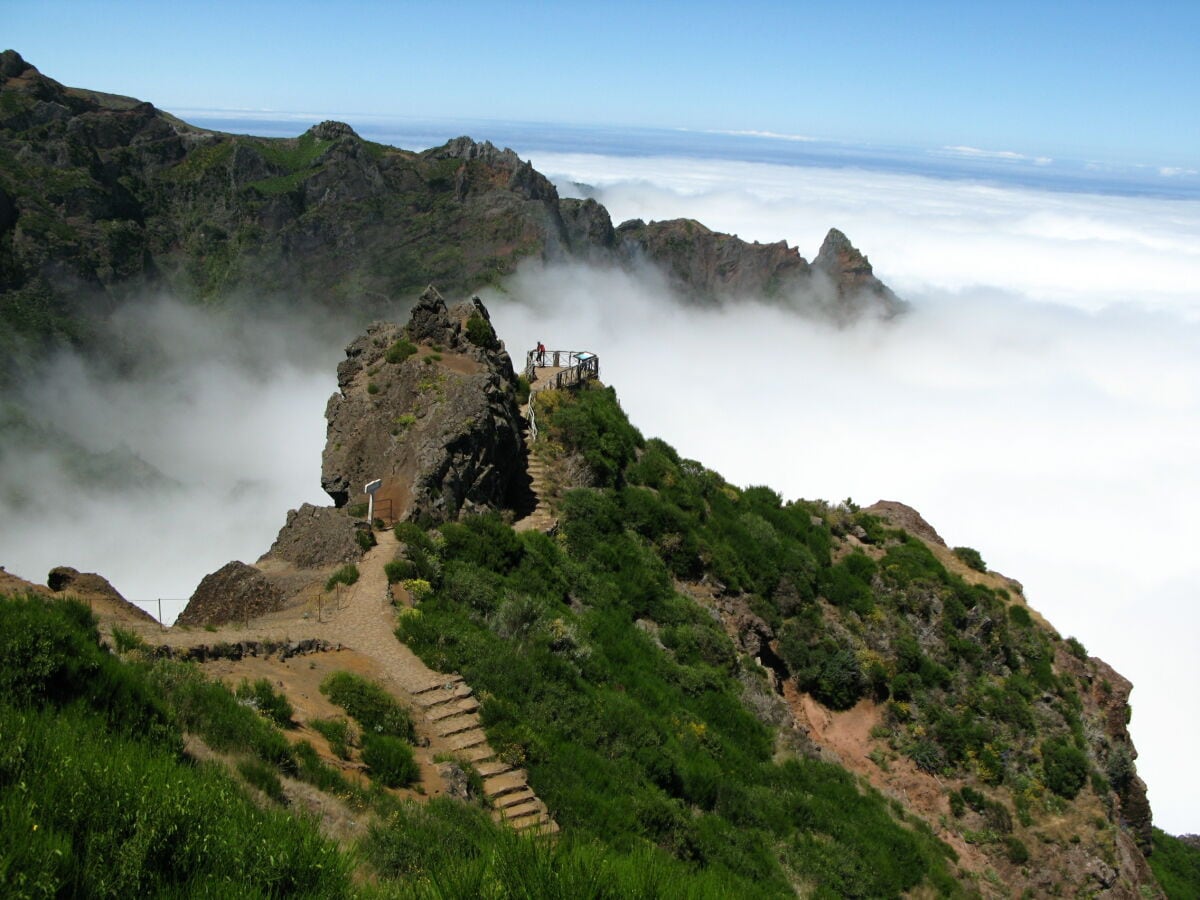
[0,49,901,378]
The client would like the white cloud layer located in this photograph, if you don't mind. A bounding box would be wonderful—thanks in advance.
[495,153,1200,834]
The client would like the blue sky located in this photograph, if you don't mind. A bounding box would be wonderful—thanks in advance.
[5,0,1198,166]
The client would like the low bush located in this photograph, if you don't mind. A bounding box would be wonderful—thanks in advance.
[362,734,419,787]
[234,677,294,728]
[320,671,414,742]
[325,564,359,591]
[1042,736,1089,798]
[465,313,499,350]
[952,546,987,572]
[385,558,416,583]
[385,338,417,363]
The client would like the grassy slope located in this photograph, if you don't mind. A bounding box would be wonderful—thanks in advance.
[1149,829,1200,899]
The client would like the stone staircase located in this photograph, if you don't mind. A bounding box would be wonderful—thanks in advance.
[412,676,558,835]
[513,413,557,534]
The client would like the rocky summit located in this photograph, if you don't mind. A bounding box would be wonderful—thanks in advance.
[321,286,528,524]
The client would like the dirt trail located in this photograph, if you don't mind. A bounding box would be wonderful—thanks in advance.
[118,528,557,834]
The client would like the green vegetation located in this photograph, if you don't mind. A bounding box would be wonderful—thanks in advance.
[362,734,419,787]
[386,338,418,364]
[0,594,348,896]
[1149,828,1200,898]
[311,717,355,759]
[325,564,360,591]
[952,546,987,572]
[235,676,295,728]
[465,313,500,350]
[320,671,415,743]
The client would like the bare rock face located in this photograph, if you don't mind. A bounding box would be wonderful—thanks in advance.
[177,561,284,627]
[813,228,905,319]
[261,503,365,570]
[321,286,528,524]
[616,217,811,303]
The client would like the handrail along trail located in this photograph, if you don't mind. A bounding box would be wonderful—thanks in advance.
[523,348,600,441]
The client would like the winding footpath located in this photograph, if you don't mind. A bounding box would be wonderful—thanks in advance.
[137,529,557,835]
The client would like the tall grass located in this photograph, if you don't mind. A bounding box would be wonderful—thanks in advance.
[0,593,350,896]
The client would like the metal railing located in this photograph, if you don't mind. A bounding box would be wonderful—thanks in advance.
[524,348,600,442]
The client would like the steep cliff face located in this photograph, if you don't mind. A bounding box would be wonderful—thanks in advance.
[321,287,527,524]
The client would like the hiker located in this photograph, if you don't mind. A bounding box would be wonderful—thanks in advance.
[536,341,546,366]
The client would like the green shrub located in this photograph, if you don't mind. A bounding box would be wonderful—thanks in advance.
[366,381,379,394]
[0,595,175,747]
[355,528,376,552]
[1065,636,1088,660]
[953,546,987,572]
[516,374,531,405]
[1003,836,1030,864]
[362,734,419,787]
[465,313,499,350]
[310,717,354,759]
[1042,736,1089,798]
[385,338,418,363]
[235,677,294,728]
[385,558,417,583]
[347,502,368,518]
[320,671,414,742]
[325,564,359,591]
[1008,604,1033,627]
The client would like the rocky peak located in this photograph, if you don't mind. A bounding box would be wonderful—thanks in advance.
[0,49,32,80]
[321,289,528,523]
[306,120,359,141]
[426,136,522,168]
[814,227,905,317]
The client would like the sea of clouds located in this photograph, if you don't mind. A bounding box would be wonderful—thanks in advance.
[0,146,1194,832]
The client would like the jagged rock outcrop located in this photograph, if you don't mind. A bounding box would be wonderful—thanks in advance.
[616,217,811,302]
[814,227,904,319]
[615,218,905,319]
[260,503,366,569]
[177,560,284,627]
[321,287,528,524]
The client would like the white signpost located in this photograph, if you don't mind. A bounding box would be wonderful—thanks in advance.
[364,478,382,523]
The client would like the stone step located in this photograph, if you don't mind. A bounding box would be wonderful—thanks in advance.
[527,819,560,837]
[428,697,480,721]
[448,730,488,752]
[435,714,481,738]
[484,773,529,798]
[413,681,472,708]
[457,744,495,764]
[505,810,550,832]
[475,760,512,778]
[494,788,536,810]
[411,676,465,697]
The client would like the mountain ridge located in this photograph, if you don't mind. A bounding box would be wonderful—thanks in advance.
[0,49,902,380]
